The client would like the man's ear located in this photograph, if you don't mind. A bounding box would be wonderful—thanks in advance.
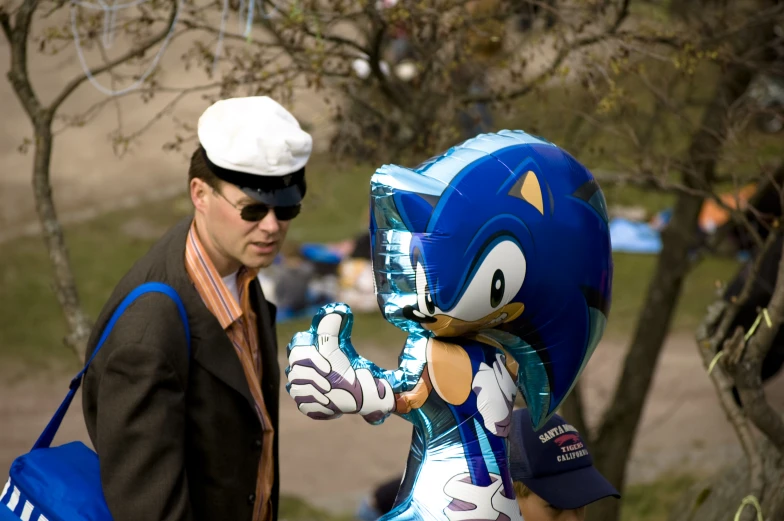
[191,178,210,214]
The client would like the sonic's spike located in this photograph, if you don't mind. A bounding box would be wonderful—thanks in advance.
[393,191,438,234]
[572,179,609,223]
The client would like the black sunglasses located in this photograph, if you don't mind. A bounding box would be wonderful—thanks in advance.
[214,189,301,222]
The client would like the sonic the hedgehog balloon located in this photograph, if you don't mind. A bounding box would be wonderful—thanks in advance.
[285,130,612,521]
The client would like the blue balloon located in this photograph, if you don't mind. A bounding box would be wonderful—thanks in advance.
[285,130,612,521]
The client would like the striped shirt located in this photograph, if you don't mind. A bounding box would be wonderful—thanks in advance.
[184,220,275,521]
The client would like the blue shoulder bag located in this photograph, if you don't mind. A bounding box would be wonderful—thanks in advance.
[1,283,190,521]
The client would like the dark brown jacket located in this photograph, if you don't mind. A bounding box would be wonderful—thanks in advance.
[82,217,280,521]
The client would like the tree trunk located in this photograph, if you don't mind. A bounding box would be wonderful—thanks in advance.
[559,383,590,443]
[668,438,784,521]
[3,0,94,362]
[32,115,93,361]
[587,174,705,521]
[585,8,773,519]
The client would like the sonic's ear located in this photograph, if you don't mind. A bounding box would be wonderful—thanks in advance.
[508,170,546,215]
[393,191,439,233]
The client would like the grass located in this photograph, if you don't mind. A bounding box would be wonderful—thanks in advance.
[609,253,738,337]
[621,474,699,521]
[279,495,354,521]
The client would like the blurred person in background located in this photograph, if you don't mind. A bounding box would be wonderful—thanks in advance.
[509,409,620,521]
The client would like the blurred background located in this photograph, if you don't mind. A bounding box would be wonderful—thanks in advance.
[2,0,784,520]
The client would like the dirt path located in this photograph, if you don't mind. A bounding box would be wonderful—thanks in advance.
[3,333,782,514]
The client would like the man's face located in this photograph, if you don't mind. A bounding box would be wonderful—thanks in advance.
[191,178,292,275]
[517,491,586,521]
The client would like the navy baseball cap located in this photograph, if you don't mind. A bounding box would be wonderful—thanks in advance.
[508,408,620,509]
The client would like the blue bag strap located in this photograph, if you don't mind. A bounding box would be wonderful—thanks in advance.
[32,282,190,450]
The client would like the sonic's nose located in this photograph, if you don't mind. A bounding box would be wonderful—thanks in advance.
[402,305,437,323]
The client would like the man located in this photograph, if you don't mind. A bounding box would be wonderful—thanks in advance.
[509,409,620,521]
[81,96,312,521]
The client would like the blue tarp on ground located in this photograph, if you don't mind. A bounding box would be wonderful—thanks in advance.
[300,243,343,264]
[609,218,662,254]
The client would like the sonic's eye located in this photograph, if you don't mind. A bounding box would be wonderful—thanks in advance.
[415,261,440,317]
[448,240,526,322]
[490,270,505,308]
[424,290,436,314]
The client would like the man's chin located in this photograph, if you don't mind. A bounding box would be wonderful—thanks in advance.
[243,253,277,270]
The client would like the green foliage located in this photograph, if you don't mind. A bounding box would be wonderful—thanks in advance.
[620,475,699,521]
[499,54,783,194]
[278,495,354,521]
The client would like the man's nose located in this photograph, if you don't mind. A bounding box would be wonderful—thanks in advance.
[257,209,280,234]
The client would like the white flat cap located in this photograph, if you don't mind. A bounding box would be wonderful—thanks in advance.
[198,96,313,178]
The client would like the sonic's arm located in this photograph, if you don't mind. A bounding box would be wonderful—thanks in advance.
[286,304,426,425]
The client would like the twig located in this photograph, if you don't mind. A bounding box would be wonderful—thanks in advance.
[285,19,368,55]
[634,68,699,141]
[7,0,43,122]
[0,6,12,41]
[463,0,630,104]
[40,0,68,19]
[703,163,784,252]
[49,0,179,112]
[115,81,229,152]
[616,31,682,50]
[592,168,718,199]
[702,3,784,50]
[177,18,284,47]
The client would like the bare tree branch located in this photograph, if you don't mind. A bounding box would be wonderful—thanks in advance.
[597,163,769,250]
[463,0,630,104]
[730,238,784,456]
[593,169,705,196]
[40,0,68,19]
[287,18,368,55]
[177,18,285,47]
[112,81,226,154]
[0,6,12,41]
[49,0,179,113]
[633,68,701,140]
[704,3,784,51]
[6,0,43,121]
[618,31,682,49]
[694,204,784,519]
[697,320,765,508]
